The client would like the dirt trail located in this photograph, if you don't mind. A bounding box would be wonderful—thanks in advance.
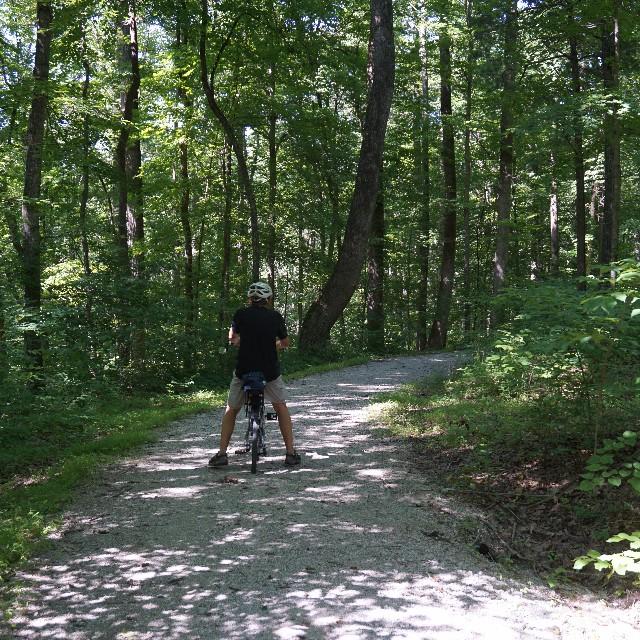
[3,354,638,639]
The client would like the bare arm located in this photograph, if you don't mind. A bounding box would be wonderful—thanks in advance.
[276,337,290,350]
[228,325,240,347]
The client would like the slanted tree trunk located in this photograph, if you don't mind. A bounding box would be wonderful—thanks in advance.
[299,0,394,350]
[569,29,587,289]
[415,21,431,351]
[21,2,53,384]
[428,30,457,349]
[366,176,385,353]
[200,0,260,280]
[599,5,621,266]
[491,0,517,322]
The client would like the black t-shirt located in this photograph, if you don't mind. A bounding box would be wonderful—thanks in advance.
[232,304,288,382]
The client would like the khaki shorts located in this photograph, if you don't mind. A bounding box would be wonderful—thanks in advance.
[227,375,288,410]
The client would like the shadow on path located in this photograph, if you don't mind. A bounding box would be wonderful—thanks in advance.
[3,355,637,639]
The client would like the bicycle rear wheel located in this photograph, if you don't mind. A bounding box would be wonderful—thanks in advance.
[250,417,259,474]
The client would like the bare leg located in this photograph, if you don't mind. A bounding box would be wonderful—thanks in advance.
[218,405,240,453]
[272,402,295,454]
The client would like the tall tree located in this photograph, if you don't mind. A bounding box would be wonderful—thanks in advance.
[462,0,474,332]
[415,19,431,351]
[599,2,621,266]
[299,0,395,350]
[176,10,195,372]
[366,175,385,353]
[568,10,587,287]
[491,0,518,312]
[20,2,53,383]
[428,29,457,349]
[79,40,91,279]
[549,152,560,276]
[219,146,233,336]
[114,1,144,372]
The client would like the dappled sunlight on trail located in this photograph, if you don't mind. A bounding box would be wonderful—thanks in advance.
[4,355,638,639]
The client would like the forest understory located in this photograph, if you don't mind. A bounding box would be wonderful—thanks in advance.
[374,365,640,604]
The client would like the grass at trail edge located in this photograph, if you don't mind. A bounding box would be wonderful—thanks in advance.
[0,391,223,593]
[369,367,640,596]
[0,354,370,594]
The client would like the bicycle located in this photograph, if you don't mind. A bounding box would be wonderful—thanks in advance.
[236,371,277,473]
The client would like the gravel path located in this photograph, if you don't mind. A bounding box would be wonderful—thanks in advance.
[3,354,638,639]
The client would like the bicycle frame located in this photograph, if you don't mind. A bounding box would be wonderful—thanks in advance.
[241,372,267,473]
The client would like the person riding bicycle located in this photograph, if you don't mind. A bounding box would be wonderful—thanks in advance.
[208,281,301,468]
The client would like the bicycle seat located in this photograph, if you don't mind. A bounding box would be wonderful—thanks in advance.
[242,371,266,392]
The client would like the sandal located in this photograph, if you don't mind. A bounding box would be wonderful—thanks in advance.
[284,450,301,466]
[208,451,228,467]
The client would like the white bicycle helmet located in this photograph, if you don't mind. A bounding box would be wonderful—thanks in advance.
[247,281,272,300]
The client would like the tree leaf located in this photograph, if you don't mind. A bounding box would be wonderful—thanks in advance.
[627,477,640,493]
[573,556,595,570]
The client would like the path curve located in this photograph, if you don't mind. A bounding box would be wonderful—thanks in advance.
[3,354,638,639]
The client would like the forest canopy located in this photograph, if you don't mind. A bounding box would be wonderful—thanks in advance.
[0,0,638,390]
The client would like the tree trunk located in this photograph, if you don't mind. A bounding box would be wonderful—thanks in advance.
[200,0,260,281]
[179,140,194,371]
[326,175,341,265]
[416,22,431,351]
[590,179,602,263]
[194,216,206,327]
[297,213,304,335]
[428,30,457,349]
[299,0,394,350]
[219,145,232,336]
[491,0,517,320]
[0,288,6,382]
[569,31,587,289]
[176,17,195,372]
[79,41,96,373]
[366,176,385,353]
[462,0,474,332]
[123,2,144,374]
[79,54,91,277]
[114,3,137,367]
[599,6,620,267]
[21,2,53,383]
[550,154,559,276]
[267,93,277,294]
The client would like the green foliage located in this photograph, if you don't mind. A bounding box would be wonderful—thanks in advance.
[579,431,640,493]
[574,532,640,579]
[372,266,640,586]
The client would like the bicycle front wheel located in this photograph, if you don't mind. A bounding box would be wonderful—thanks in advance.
[250,418,259,474]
